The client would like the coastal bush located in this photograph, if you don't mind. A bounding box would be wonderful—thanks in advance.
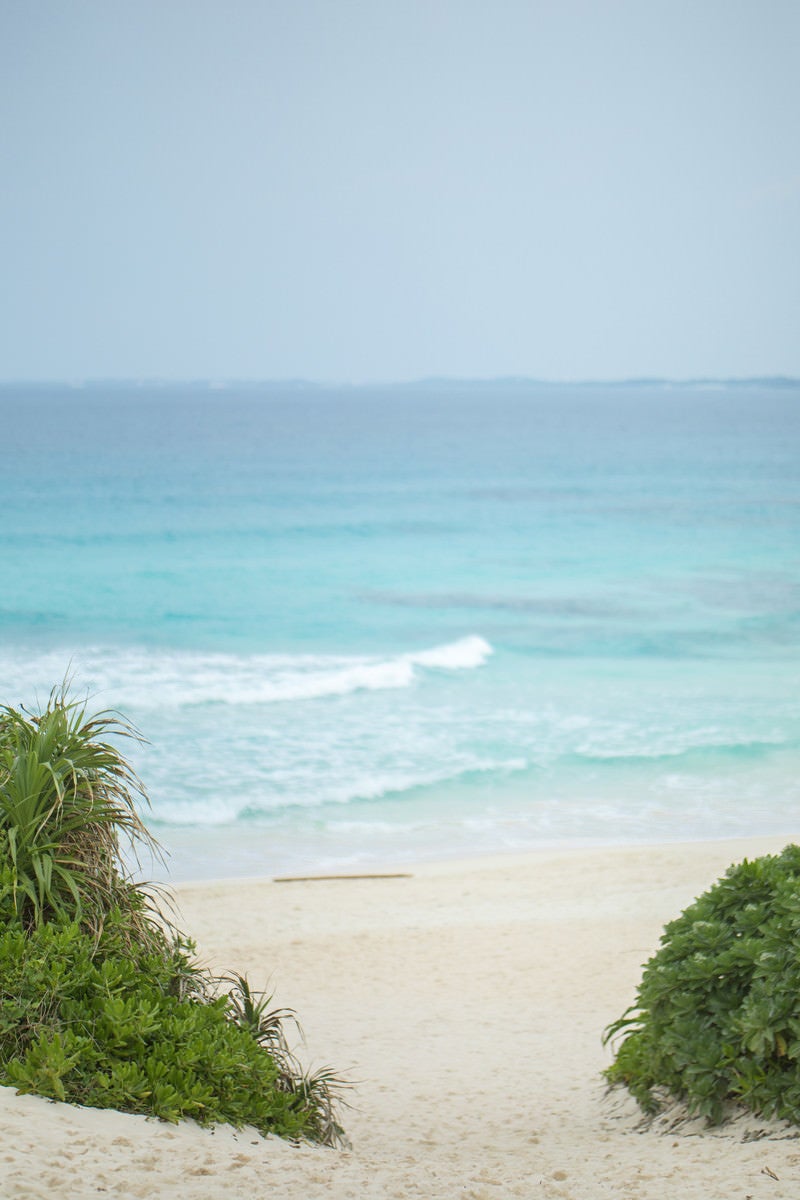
[0,689,346,1145]
[604,844,800,1125]
[0,914,341,1141]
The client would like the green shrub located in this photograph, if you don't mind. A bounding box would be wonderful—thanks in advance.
[604,844,800,1125]
[0,913,339,1140]
[0,689,347,1146]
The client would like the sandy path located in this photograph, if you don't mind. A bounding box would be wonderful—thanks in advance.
[3,836,800,1199]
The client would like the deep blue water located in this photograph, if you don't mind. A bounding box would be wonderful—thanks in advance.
[2,381,799,879]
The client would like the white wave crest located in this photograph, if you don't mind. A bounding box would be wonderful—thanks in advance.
[0,635,493,711]
[405,634,493,670]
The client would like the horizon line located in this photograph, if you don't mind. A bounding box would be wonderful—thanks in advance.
[1,373,799,390]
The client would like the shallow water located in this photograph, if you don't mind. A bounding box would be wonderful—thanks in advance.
[2,380,799,879]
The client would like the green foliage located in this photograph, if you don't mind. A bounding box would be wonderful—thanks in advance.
[0,688,160,936]
[223,973,346,1146]
[604,844,800,1125]
[0,687,347,1146]
[0,915,339,1139]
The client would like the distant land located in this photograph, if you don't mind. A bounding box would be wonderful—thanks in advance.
[1,375,799,392]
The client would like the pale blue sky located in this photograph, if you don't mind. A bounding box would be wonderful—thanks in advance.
[2,1,798,382]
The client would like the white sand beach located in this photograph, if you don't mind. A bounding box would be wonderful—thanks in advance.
[4,836,800,1200]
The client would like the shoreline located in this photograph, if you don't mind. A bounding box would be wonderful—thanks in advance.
[161,828,800,890]
[8,834,800,1199]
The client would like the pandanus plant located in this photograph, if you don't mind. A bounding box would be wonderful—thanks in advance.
[0,687,161,936]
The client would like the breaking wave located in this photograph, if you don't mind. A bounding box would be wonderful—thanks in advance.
[0,635,493,711]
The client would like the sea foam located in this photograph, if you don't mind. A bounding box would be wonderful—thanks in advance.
[0,635,493,712]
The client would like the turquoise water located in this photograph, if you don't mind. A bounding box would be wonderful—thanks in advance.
[1,381,799,879]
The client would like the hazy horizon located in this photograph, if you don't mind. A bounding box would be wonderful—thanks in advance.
[2,374,798,390]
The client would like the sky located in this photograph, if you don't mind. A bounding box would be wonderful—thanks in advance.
[1,0,798,383]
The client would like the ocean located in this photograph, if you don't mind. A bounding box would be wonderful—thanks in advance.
[1,381,799,881]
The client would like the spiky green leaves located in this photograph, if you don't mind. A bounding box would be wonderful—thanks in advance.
[0,688,161,933]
